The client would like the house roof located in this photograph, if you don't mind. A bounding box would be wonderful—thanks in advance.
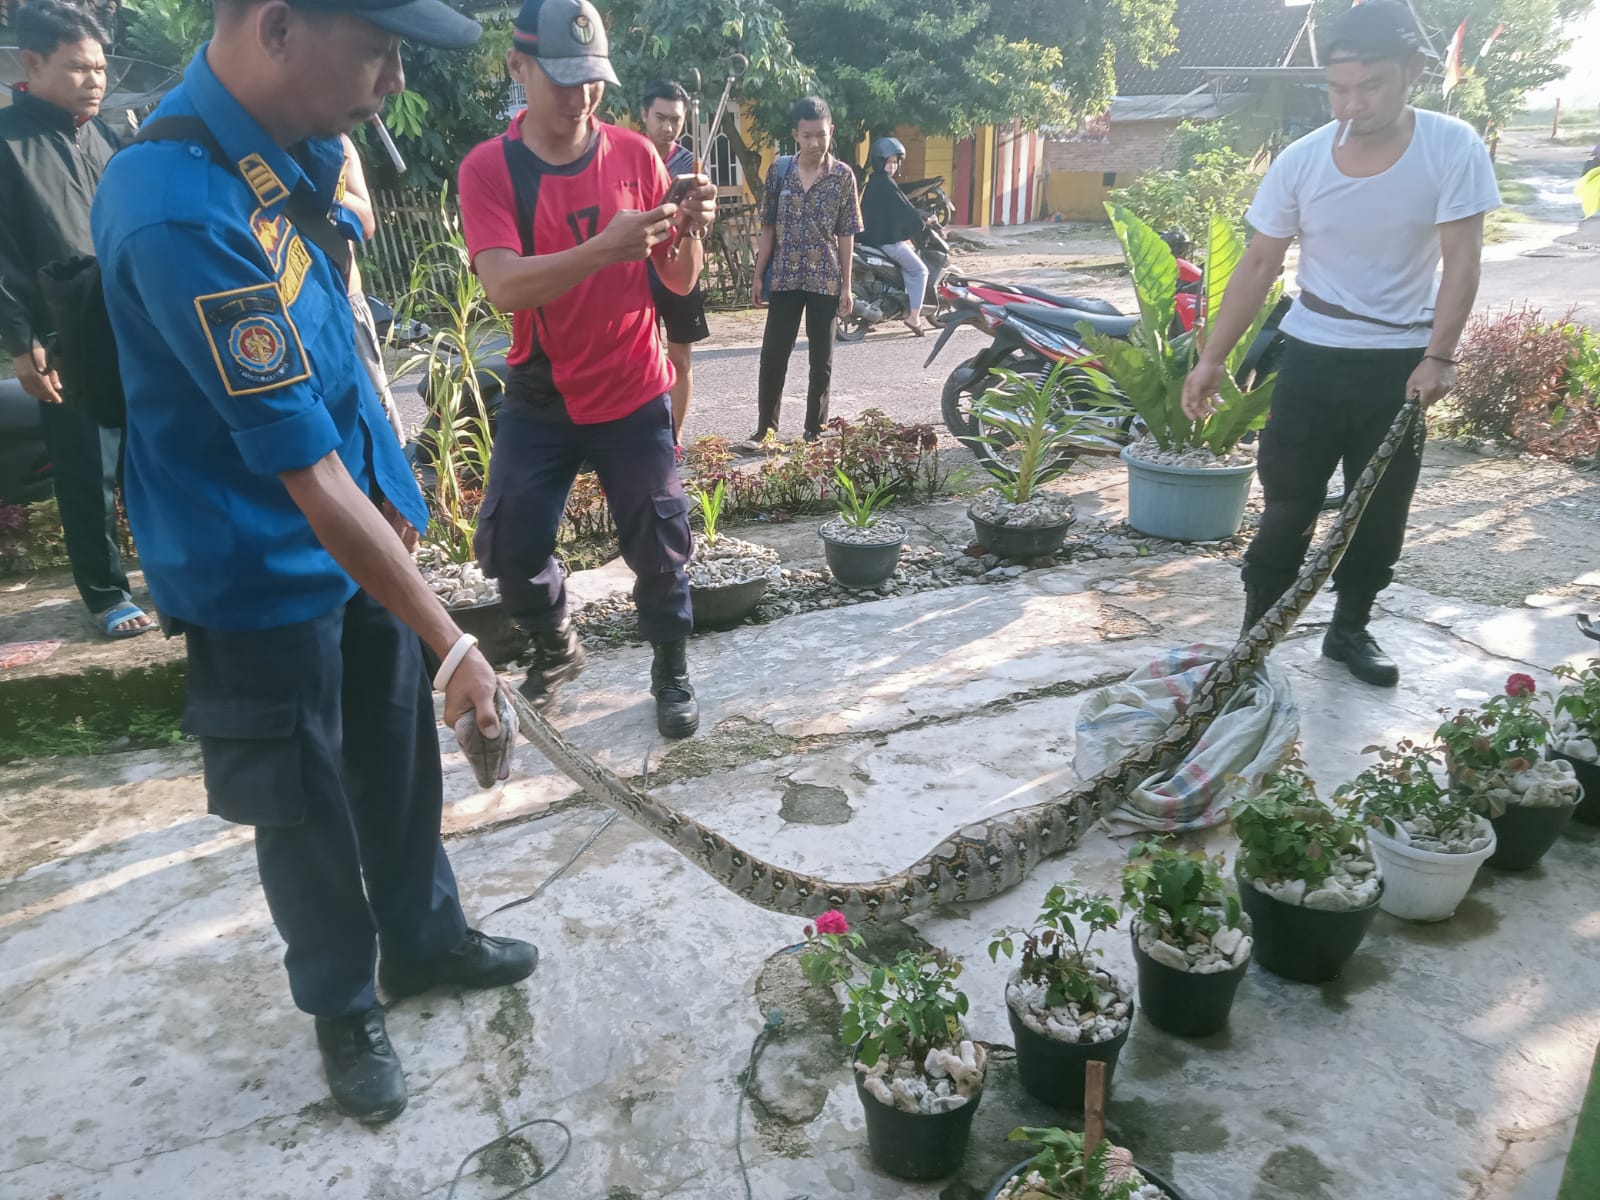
[1116,0,1315,97]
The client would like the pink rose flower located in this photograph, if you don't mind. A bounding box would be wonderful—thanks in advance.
[814,910,850,935]
[1505,673,1536,698]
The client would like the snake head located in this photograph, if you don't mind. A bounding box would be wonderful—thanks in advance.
[453,684,517,788]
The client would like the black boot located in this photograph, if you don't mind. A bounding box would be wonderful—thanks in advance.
[315,1006,407,1124]
[518,620,586,707]
[1322,590,1400,687]
[380,929,539,1000]
[1240,581,1285,638]
[651,639,699,738]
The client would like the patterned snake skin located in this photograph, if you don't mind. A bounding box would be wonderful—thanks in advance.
[504,401,1421,923]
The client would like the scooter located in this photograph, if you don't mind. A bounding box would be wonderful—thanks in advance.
[837,222,953,342]
[899,175,954,226]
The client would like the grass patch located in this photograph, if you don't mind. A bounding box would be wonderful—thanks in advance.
[1485,208,1531,244]
[0,661,188,761]
[1495,160,1537,207]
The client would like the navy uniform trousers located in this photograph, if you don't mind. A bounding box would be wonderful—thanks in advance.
[181,590,467,1017]
[1241,337,1427,600]
[476,393,693,643]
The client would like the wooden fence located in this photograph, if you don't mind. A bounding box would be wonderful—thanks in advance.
[358,188,759,311]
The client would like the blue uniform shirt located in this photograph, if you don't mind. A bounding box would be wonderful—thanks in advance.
[91,47,428,632]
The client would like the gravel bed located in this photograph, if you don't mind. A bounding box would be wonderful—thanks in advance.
[1124,436,1256,469]
[969,488,1075,528]
[818,516,907,546]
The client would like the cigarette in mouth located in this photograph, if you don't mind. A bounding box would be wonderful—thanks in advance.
[370,115,407,174]
[1337,119,1352,147]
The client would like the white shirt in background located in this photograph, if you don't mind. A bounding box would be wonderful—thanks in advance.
[1246,109,1501,350]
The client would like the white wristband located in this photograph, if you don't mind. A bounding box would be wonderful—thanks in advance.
[433,633,478,693]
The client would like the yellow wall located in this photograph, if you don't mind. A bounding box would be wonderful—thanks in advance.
[1045,173,1115,222]
[970,126,994,228]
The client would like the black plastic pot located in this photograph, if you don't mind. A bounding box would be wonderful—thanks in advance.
[985,1155,1191,1200]
[448,598,527,667]
[689,576,768,630]
[1129,925,1248,1038]
[1549,750,1600,826]
[1234,866,1380,983]
[968,508,1073,560]
[854,1071,983,1181]
[1006,998,1131,1109]
[820,526,906,589]
[1488,798,1578,869]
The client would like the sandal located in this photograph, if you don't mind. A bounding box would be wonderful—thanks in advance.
[903,320,926,337]
[98,601,155,639]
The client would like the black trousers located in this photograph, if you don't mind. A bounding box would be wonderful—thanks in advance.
[1242,337,1426,600]
[39,399,132,615]
[181,591,467,1017]
[756,289,840,438]
[475,394,693,644]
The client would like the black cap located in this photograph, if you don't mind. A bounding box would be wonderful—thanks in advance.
[512,0,619,86]
[292,0,482,50]
[1322,0,1428,62]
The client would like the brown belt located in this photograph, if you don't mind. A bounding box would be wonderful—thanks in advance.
[1297,287,1432,332]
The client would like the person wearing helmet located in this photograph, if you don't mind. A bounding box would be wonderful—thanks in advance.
[860,135,930,335]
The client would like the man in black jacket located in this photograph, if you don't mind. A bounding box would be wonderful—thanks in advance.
[0,0,152,637]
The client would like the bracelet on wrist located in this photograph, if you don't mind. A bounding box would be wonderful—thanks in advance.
[432,632,479,693]
[1423,354,1458,366]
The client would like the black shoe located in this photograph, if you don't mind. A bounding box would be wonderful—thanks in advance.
[1240,581,1286,639]
[315,1007,407,1124]
[518,620,586,707]
[1322,591,1399,687]
[802,430,820,443]
[379,930,539,1000]
[651,638,700,738]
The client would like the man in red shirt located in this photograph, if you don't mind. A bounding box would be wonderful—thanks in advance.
[458,0,715,737]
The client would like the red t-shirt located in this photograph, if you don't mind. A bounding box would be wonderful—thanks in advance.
[458,114,675,424]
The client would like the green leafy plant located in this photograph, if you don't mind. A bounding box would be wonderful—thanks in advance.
[970,359,1129,502]
[799,912,969,1068]
[1002,1127,1142,1199]
[689,479,727,546]
[1435,673,1549,790]
[1336,740,1481,840]
[988,885,1120,1011]
[832,467,895,529]
[1553,659,1600,743]
[392,207,509,565]
[1232,757,1366,887]
[1081,205,1281,457]
[1121,840,1241,944]
[1109,119,1262,240]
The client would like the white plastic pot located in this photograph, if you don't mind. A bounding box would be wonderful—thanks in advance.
[1365,819,1496,922]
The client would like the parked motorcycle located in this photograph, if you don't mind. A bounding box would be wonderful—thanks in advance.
[899,175,955,226]
[838,222,953,342]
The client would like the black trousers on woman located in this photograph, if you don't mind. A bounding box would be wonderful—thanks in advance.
[756,289,840,439]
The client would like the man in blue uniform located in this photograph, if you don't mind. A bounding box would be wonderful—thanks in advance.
[92,0,534,1124]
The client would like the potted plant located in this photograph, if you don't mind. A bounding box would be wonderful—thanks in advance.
[967,359,1126,560]
[399,225,522,664]
[987,1127,1189,1200]
[1550,659,1600,825]
[1436,673,1580,870]
[1337,740,1496,922]
[1081,206,1282,542]
[801,911,986,1181]
[685,480,781,629]
[819,467,906,589]
[1231,756,1381,982]
[1120,841,1251,1038]
[989,885,1132,1109]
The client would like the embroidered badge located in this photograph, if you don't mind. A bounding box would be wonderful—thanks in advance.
[279,236,312,306]
[193,283,310,396]
[571,12,594,43]
[251,211,289,266]
[237,154,290,207]
[334,163,348,205]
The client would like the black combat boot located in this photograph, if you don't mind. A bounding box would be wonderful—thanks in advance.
[1322,590,1400,687]
[315,1006,407,1124]
[650,639,699,738]
[1240,581,1286,638]
[518,620,586,707]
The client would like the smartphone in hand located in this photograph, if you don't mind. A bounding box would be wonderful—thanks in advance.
[663,174,697,205]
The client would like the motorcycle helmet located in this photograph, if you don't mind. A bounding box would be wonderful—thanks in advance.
[1159,226,1192,260]
[870,136,906,172]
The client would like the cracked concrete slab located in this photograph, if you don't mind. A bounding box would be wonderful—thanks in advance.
[3,550,1599,1200]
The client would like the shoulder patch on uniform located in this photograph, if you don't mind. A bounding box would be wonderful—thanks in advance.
[192,283,311,397]
[279,235,312,306]
[334,163,348,205]
[251,209,291,267]
[238,153,290,207]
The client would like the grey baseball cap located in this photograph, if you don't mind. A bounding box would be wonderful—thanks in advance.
[513,0,620,86]
[292,0,482,49]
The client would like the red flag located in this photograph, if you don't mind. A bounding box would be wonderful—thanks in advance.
[1478,23,1506,59]
[1443,20,1467,95]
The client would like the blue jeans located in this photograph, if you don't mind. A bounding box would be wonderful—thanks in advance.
[475,394,693,643]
